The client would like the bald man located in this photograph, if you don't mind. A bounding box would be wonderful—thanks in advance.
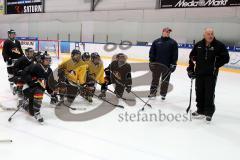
[187,28,229,123]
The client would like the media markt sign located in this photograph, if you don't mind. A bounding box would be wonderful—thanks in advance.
[161,0,240,8]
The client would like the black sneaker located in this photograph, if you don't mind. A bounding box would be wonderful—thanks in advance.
[206,116,212,124]
[148,93,156,98]
[161,96,166,100]
[191,111,205,119]
[34,112,44,124]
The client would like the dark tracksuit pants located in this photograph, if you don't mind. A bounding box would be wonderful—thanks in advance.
[150,63,170,96]
[195,75,217,117]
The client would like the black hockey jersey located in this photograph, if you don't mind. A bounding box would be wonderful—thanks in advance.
[23,63,54,92]
[2,39,24,62]
[14,56,32,76]
[107,61,132,86]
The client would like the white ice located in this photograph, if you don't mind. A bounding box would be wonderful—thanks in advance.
[0,56,240,160]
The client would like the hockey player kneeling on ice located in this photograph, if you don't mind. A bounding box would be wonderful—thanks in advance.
[85,52,106,101]
[21,52,55,124]
[58,49,88,105]
[2,29,24,93]
[187,28,229,123]
[105,53,132,98]
[148,27,178,100]
[12,48,35,105]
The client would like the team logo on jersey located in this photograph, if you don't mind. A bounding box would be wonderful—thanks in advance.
[209,47,214,51]
[11,48,21,54]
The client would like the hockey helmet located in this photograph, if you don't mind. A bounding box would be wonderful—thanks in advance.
[82,52,90,60]
[40,51,51,63]
[8,29,16,35]
[91,52,100,60]
[71,49,81,56]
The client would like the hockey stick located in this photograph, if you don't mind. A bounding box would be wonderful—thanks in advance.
[88,75,135,102]
[139,70,172,112]
[186,40,196,113]
[44,92,77,111]
[186,78,194,113]
[95,93,124,109]
[66,80,124,109]
[8,100,28,122]
[105,88,135,102]
[110,70,152,108]
[57,71,124,109]
[130,91,152,108]
[78,87,124,109]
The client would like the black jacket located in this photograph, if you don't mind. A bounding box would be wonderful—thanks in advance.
[2,39,24,62]
[149,37,178,67]
[188,38,230,76]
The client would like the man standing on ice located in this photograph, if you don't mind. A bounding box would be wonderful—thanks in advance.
[187,27,229,123]
[148,27,178,100]
[2,29,24,93]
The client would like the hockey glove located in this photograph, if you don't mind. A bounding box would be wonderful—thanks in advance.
[187,67,196,79]
[169,64,176,73]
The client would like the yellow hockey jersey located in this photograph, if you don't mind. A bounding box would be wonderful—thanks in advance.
[58,58,88,85]
[87,61,105,84]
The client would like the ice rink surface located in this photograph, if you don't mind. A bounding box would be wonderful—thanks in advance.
[0,55,240,160]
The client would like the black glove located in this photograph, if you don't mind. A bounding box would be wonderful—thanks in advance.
[187,67,196,79]
[169,64,176,73]
[126,85,131,93]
